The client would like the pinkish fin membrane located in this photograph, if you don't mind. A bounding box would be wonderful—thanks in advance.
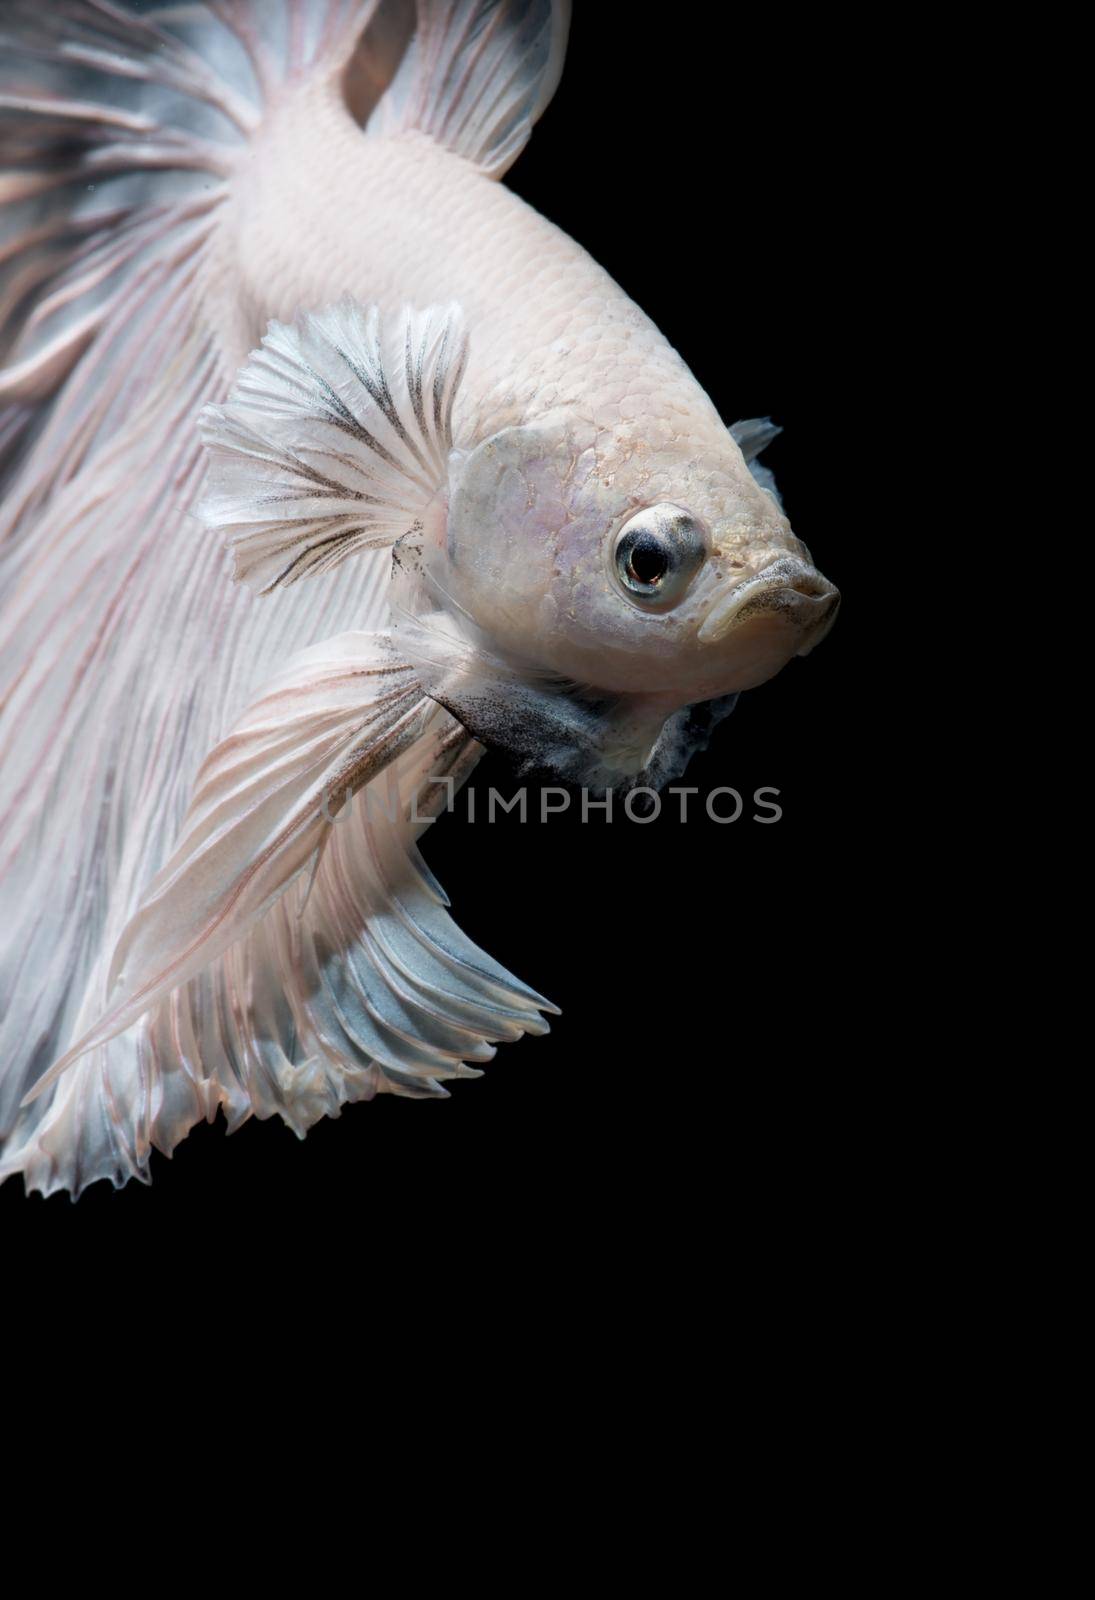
[0,4,562,1197]
[22,631,553,1118]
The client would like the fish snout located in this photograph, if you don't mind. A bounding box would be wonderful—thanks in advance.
[698,555,840,654]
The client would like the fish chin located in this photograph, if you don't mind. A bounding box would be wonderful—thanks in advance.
[696,556,840,690]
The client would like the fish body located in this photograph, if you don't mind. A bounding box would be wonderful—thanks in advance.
[0,2,837,1196]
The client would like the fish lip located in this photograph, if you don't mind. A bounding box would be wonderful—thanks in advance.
[697,556,840,645]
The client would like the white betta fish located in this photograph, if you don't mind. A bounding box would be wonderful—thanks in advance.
[0,1,838,1196]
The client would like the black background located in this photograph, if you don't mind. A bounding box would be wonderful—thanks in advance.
[5,7,896,1284]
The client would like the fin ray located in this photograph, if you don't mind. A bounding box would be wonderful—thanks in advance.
[199,298,468,592]
[367,0,571,177]
[0,3,565,1196]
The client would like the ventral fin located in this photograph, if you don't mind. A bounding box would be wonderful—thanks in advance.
[23,633,434,1106]
[198,299,468,593]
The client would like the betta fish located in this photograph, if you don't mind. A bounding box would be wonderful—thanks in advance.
[0,1,838,1197]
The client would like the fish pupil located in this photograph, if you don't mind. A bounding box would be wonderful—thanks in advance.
[628,535,667,586]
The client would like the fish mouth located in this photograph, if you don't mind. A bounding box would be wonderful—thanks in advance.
[698,556,840,653]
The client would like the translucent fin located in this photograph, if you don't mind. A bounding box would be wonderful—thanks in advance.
[23,633,434,1102]
[0,3,394,503]
[200,299,468,592]
[367,0,571,177]
[730,416,783,508]
[0,3,565,1197]
[0,0,245,501]
[5,655,555,1198]
[0,3,431,1193]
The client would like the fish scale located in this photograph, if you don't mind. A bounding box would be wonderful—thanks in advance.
[0,2,836,1197]
[225,87,724,454]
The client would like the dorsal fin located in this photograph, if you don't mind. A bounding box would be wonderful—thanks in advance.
[367,0,571,177]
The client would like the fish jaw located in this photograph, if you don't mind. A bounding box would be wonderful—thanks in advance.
[696,554,841,687]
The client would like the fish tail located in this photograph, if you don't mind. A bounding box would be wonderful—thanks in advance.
[0,4,564,1197]
[0,2,397,512]
[0,0,574,539]
[0,3,369,1194]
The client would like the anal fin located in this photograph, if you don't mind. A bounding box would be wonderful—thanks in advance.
[21,631,556,1147]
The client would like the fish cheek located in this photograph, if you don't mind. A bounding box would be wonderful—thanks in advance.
[445,426,569,647]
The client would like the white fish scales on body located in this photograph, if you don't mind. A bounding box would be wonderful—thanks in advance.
[0,1,838,1197]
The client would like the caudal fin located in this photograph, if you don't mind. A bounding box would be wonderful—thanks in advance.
[0,3,391,1186]
[1,4,567,1197]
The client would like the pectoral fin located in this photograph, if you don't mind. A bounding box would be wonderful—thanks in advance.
[198,299,468,593]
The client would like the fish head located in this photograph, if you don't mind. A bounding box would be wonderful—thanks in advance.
[428,412,838,705]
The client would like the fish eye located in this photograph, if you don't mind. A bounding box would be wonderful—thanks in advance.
[612,504,707,607]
